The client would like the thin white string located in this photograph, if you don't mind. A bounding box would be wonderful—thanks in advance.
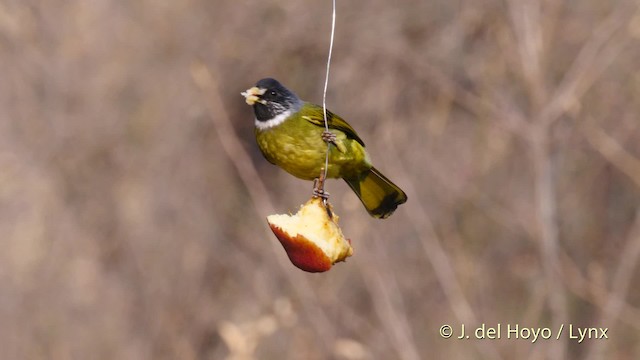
[321,0,336,184]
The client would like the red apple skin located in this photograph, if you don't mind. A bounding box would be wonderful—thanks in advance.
[269,224,333,273]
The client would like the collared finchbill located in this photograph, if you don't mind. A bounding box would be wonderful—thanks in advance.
[242,78,408,219]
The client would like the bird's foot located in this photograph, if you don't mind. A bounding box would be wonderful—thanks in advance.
[321,130,337,145]
[313,177,333,218]
[312,177,330,200]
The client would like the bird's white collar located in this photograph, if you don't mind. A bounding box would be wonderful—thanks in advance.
[254,109,292,130]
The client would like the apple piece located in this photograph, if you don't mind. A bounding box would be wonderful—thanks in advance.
[267,197,353,272]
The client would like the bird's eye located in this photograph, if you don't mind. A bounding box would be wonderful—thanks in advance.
[270,91,277,96]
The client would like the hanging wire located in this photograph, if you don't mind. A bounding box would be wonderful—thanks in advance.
[319,0,336,204]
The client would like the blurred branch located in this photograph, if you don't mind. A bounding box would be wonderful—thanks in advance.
[190,63,275,215]
[190,61,337,350]
[404,58,531,138]
[586,209,640,360]
[360,239,422,360]
[380,135,503,360]
[579,120,640,358]
[529,128,568,360]
[508,0,546,109]
[520,281,547,360]
[444,177,537,239]
[398,5,638,360]
[403,182,502,360]
[410,2,636,141]
[560,251,640,332]
[581,122,640,189]
[537,3,637,127]
[512,4,638,359]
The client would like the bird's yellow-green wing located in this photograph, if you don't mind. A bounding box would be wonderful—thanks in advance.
[301,104,365,146]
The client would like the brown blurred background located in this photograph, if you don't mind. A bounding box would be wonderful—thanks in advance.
[1,0,640,359]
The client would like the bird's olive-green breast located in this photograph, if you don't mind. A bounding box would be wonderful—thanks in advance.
[255,103,371,180]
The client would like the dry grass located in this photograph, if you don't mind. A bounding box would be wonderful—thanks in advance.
[1,0,640,359]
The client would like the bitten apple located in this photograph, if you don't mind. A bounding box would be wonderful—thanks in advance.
[267,197,353,272]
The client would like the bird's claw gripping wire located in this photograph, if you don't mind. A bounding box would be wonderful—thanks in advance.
[313,174,330,201]
[321,130,337,145]
[312,170,334,218]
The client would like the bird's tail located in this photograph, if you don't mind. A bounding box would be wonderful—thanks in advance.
[344,167,407,219]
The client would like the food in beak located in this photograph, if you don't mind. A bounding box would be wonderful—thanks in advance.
[241,86,267,105]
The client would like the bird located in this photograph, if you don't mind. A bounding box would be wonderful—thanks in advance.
[241,78,407,219]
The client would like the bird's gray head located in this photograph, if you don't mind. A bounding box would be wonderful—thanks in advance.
[241,78,303,124]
